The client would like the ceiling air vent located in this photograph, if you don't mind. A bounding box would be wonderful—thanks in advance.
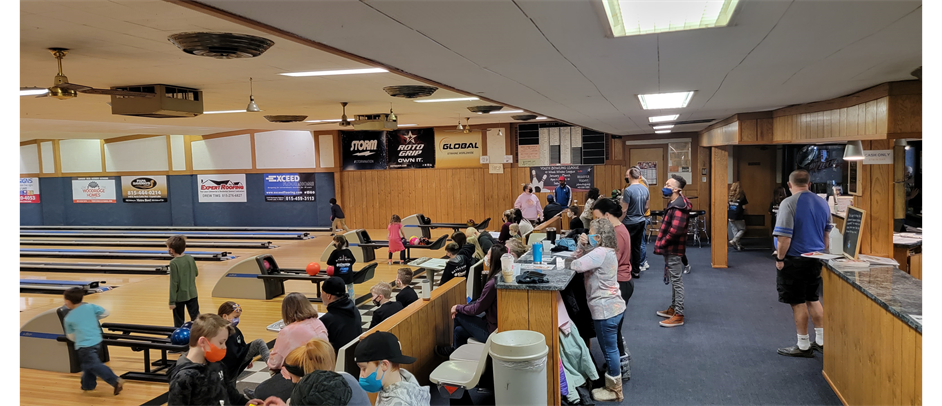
[384,85,438,99]
[264,115,308,123]
[512,114,538,121]
[467,105,503,114]
[168,32,275,59]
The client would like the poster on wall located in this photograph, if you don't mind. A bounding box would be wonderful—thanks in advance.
[528,166,594,192]
[341,131,387,170]
[197,174,247,202]
[72,177,117,203]
[264,173,317,202]
[637,161,657,184]
[20,177,40,204]
[434,131,482,168]
[121,175,169,203]
[386,128,435,169]
[518,145,540,167]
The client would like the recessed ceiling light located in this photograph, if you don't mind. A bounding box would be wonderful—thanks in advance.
[280,68,387,77]
[601,0,741,37]
[655,130,671,134]
[414,97,480,103]
[648,114,679,123]
[20,88,49,96]
[482,110,524,115]
[653,124,674,130]
[638,91,694,110]
[398,124,417,127]
[203,110,247,114]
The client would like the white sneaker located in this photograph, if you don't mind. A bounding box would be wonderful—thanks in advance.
[642,261,650,270]
[683,264,691,274]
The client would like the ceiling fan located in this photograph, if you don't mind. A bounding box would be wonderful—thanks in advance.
[446,117,473,133]
[308,102,352,127]
[23,48,156,99]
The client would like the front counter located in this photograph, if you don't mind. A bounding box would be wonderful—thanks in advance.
[822,260,922,405]
[893,236,922,280]
[496,251,576,406]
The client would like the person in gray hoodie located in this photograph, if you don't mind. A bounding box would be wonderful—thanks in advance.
[354,332,431,406]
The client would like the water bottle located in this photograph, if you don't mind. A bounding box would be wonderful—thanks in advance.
[532,243,543,263]
[500,253,515,282]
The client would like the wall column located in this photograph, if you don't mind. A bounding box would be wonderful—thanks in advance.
[711,146,728,268]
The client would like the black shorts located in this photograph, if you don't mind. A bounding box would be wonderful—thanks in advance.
[776,256,822,305]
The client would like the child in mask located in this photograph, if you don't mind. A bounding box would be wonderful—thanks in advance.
[368,283,404,329]
[168,313,264,406]
[217,302,270,383]
[326,235,357,297]
[354,332,430,405]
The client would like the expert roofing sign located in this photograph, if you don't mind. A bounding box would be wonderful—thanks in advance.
[72,177,116,203]
[197,174,247,202]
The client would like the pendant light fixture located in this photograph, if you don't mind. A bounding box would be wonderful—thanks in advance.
[388,103,397,122]
[457,116,464,131]
[246,77,261,112]
[843,140,864,160]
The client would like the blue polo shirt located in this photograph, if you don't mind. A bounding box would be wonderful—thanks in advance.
[63,303,107,349]
[773,191,833,257]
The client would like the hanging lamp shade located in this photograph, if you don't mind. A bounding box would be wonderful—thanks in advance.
[457,121,464,130]
[246,77,261,112]
[843,140,865,161]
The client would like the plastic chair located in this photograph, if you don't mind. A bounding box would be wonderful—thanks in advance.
[430,334,494,400]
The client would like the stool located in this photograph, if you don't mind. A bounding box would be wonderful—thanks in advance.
[687,210,709,247]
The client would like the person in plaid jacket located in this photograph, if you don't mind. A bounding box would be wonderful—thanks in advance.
[654,174,692,327]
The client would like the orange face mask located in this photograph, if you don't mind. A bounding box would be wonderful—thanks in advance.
[202,339,227,363]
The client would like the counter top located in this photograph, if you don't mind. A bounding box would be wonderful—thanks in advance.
[893,233,923,247]
[823,260,922,333]
[496,250,576,291]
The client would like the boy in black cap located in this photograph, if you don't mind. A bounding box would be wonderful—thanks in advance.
[354,332,431,405]
[318,277,363,353]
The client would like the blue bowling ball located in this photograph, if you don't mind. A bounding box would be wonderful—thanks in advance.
[170,327,190,346]
[181,321,193,330]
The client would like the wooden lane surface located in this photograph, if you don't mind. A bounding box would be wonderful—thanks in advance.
[20,229,448,406]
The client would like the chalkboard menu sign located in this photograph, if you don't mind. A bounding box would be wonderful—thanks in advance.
[842,206,866,260]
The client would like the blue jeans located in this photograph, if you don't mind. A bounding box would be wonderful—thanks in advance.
[640,218,650,264]
[594,311,625,377]
[453,312,491,348]
[77,344,119,390]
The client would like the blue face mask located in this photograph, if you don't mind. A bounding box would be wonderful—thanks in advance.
[359,367,386,393]
[662,187,674,197]
[587,234,600,247]
[230,317,240,328]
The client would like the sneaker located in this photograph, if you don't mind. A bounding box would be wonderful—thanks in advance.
[683,264,691,274]
[113,378,125,396]
[811,342,824,354]
[656,307,675,318]
[777,345,814,358]
[735,243,744,251]
[243,388,256,399]
[631,272,641,279]
[642,261,650,271]
[728,239,735,247]
[434,345,455,358]
[659,314,684,327]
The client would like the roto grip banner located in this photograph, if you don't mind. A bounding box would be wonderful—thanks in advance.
[20,177,40,203]
[341,131,387,170]
[264,173,317,202]
[387,128,435,169]
[197,174,247,202]
[72,177,117,203]
[121,175,169,203]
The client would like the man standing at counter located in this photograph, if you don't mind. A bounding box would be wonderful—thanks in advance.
[773,170,833,357]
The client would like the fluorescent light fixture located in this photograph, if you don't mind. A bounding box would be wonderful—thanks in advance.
[648,114,679,123]
[398,124,417,127]
[305,119,343,123]
[483,110,524,115]
[536,117,548,120]
[601,0,740,37]
[655,130,671,134]
[638,91,694,110]
[653,124,674,130]
[280,68,387,77]
[203,110,247,114]
[414,97,480,103]
[20,88,49,96]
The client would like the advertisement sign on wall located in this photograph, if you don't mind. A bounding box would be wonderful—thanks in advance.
[341,131,387,170]
[264,173,317,202]
[528,166,594,192]
[386,128,435,169]
[20,177,40,204]
[434,131,482,168]
[72,177,117,203]
[121,175,169,203]
[197,174,247,203]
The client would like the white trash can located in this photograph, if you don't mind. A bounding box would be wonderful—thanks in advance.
[489,330,549,406]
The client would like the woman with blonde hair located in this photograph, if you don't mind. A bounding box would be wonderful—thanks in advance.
[728,182,749,251]
[254,338,369,404]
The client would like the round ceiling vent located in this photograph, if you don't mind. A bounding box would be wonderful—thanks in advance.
[468,105,504,114]
[383,85,438,98]
[512,114,538,121]
[264,115,308,123]
[168,32,275,59]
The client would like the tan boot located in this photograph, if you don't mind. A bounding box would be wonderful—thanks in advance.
[591,373,624,402]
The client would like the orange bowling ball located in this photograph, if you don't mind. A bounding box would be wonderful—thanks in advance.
[305,262,321,276]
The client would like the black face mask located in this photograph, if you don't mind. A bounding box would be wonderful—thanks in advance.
[625,177,631,184]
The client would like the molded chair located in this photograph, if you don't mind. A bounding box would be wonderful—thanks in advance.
[430,334,494,401]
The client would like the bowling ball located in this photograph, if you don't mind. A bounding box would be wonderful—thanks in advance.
[306,262,321,276]
[263,260,271,270]
[170,327,190,345]
[326,265,335,276]
[181,321,193,330]
[409,237,419,245]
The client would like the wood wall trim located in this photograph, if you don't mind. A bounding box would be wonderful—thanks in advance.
[102,134,166,144]
[769,82,921,118]
[700,114,740,134]
[20,140,40,146]
[183,135,194,173]
[200,129,258,140]
[249,133,257,169]
[100,139,107,173]
[52,140,62,176]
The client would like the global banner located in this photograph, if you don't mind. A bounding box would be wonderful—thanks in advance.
[264,173,317,202]
[434,130,482,168]
[197,174,247,203]
[341,131,387,170]
[121,175,168,203]
[528,165,594,192]
[20,177,40,204]
[386,128,435,169]
[72,177,117,203]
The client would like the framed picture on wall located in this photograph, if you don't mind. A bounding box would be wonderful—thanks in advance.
[847,160,861,196]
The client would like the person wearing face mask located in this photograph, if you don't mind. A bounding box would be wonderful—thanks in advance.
[326,235,357,297]
[318,277,363,354]
[169,314,265,406]
[620,167,649,279]
[592,197,632,378]
[654,175,692,328]
[217,301,270,384]
[368,283,405,329]
[434,245,506,358]
[254,338,369,405]
[514,184,543,223]
[355,332,431,405]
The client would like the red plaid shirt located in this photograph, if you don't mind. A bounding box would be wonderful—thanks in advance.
[654,194,692,256]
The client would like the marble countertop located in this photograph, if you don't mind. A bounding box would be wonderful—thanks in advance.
[823,260,922,333]
[496,250,576,291]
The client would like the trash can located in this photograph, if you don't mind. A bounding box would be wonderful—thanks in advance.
[489,330,549,405]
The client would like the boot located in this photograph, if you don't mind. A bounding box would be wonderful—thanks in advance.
[619,353,631,380]
[591,373,624,402]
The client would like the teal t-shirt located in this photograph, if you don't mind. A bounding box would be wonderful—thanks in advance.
[63,303,106,349]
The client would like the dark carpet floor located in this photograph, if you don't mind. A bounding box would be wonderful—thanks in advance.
[430,240,842,406]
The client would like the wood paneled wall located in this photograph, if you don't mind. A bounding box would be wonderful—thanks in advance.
[711,147,728,268]
[854,140,895,257]
[701,121,739,147]
[772,97,889,143]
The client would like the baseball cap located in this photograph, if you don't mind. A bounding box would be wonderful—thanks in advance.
[322,277,347,296]
[354,331,416,364]
[558,176,566,181]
